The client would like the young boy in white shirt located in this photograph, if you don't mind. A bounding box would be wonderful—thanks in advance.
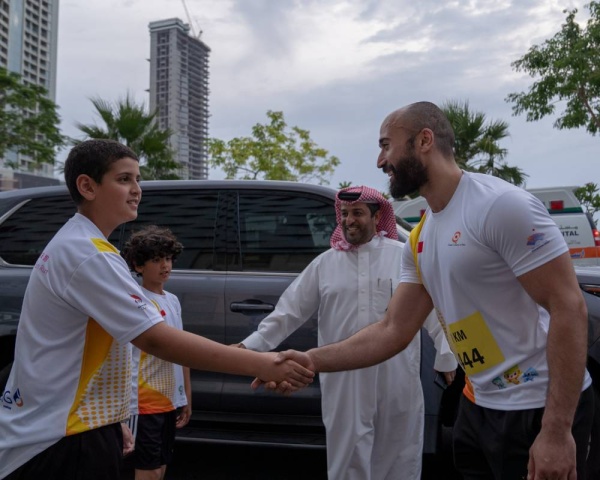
[0,139,313,480]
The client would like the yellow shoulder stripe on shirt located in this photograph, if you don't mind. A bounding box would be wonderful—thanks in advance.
[150,299,161,312]
[91,238,119,254]
[408,213,427,282]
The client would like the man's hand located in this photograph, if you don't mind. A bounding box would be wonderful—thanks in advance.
[121,422,135,457]
[275,349,316,369]
[527,427,576,479]
[251,350,316,395]
[442,370,456,385]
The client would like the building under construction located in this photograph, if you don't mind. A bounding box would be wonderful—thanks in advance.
[148,17,211,180]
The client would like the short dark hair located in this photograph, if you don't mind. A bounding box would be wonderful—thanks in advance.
[401,102,455,158]
[64,139,139,204]
[121,225,183,276]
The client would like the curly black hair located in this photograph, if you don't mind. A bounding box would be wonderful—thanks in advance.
[121,225,183,276]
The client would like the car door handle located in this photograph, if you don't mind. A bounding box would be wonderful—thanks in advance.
[230,302,275,313]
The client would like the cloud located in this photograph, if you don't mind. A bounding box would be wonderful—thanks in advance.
[56,0,596,192]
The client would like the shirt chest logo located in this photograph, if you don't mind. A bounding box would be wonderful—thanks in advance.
[448,230,465,247]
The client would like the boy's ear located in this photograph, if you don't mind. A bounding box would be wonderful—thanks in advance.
[76,174,97,201]
[134,264,144,275]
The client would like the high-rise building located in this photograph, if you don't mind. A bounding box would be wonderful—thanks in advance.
[149,18,210,180]
[0,0,60,177]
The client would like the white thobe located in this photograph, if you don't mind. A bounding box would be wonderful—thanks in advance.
[243,236,456,480]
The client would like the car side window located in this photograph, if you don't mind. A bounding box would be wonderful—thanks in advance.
[236,192,336,273]
[0,195,75,266]
[109,190,221,270]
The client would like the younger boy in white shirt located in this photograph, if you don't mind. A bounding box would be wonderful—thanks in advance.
[122,225,191,480]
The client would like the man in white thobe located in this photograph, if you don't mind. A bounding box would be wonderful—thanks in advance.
[239,185,457,480]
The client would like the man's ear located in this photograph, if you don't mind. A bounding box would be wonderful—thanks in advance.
[76,174,97,201]
[374,209,382,225]
[418,128,434,152]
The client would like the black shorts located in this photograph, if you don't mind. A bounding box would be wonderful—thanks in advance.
[453,386,594,480]
[5,422,123,480]
[131,410,177,470]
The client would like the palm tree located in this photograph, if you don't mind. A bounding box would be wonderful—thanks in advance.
[442,100,528,186]
[75,94,181,180]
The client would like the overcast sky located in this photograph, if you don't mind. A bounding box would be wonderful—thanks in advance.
[56,0,597,193]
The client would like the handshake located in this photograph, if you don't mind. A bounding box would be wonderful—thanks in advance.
[233,344,316,396]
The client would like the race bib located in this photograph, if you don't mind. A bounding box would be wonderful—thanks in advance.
[448,311,504,374]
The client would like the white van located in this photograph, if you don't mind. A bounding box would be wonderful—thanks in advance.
[393,187,600,266]
[528,187,600,266]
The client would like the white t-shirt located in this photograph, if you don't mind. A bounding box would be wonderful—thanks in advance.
[402,172,592,410]
[130,288,188,415]
[0,214,164,478]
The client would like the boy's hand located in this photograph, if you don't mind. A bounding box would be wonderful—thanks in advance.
[176,405,192,428]
[121,422,135,457]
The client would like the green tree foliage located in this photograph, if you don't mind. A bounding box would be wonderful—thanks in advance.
[442,100,528,186]
[337,180,353,189]
[207,110,340,184]
[0,67,66,168]
[574,182,600,224]
[506,2,600,134]
[76,94,180,180]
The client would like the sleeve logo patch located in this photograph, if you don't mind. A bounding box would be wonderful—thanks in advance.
[130,294,147,310]
[526,231,550,251]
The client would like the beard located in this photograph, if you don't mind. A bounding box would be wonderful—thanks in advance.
[343,225,372,246]
[388,152,428,199]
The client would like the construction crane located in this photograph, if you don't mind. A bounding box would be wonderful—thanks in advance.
[181,0,202,39]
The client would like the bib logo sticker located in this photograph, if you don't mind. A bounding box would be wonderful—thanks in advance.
[492,365,538,390]
[503,365,522,385]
